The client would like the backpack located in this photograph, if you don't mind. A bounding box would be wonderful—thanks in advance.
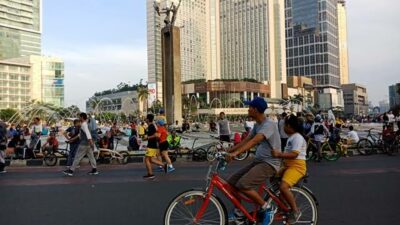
[314,124,324,135]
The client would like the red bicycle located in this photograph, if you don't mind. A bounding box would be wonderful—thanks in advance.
[164,152,319,225]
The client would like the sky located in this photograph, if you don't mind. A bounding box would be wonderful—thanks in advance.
[42,0,400,110]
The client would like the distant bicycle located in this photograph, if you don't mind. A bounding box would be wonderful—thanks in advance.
[357,128,384,155]
[306,138,342,162]
[43,141,70,166]
[206,135,249,161]
[168,137,207,162]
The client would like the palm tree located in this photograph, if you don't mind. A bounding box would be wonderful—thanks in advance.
[138,87,149,115]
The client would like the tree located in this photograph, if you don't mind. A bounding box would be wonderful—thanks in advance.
[0,108,18,121]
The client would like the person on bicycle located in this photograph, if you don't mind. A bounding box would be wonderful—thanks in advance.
[226,97,281,225]
[42,131,59,154]
[307,115,330,162]
[271,115,306,224]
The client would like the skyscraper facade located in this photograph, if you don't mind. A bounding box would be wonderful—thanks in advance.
[0,0,41,60]
[285,0,340,88]
[219,0,287,98]
[337,0,349,85]
[389,83,400,109]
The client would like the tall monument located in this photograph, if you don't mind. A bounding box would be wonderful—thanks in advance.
[154,0,182,124]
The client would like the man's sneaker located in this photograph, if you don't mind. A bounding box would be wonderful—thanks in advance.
[0,169,7,174]
[167,166,175,173]
[143,174,155,180]
[63,169,74,177]
[88,168,99,175]
[156,166,164,172]
[228,208,246,225]
[287,210,302,224]
[261,206,277,225]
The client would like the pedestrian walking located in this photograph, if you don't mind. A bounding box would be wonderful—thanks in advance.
[157,119,175,173]
[63,113,98,176]
[217,112,231,142]
[64,119,81,168]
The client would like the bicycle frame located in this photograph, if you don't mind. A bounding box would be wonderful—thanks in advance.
[194,170,290,223]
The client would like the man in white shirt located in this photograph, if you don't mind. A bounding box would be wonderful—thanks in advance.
[63,112,98,176]
[346,125,359,144]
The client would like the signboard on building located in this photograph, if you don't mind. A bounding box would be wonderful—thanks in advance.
[148,83,157,106]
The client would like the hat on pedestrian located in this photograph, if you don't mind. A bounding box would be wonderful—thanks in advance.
[244,97,268,113]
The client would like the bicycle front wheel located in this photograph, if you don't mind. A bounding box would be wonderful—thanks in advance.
[357,139,373,155]
[44,153,57,166]
[322,142,341,161]
[206,145,218,161]
[164,190,227,225]
[267,187,318,225]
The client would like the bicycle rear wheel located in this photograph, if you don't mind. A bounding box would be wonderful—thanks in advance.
[44,153,57,166]
[357,139,373,155]
[322,142,341,161]
[267,187,318,225]
[164,190,227,225]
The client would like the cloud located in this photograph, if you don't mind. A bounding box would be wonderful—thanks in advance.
[44,44,148,110]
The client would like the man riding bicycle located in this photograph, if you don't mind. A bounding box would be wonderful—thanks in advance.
[226,97,281,225]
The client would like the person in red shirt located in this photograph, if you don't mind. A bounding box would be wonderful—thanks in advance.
[42,132,59,154]
[157,120,175,173]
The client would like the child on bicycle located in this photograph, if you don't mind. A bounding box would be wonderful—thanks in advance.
[272,115,306,224]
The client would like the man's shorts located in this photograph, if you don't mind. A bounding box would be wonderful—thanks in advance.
[282,167,306,187]
[228,160,276,190]
[159,141,169,152]
[145,148,158,157]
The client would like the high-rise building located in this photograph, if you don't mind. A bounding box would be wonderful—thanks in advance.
[389,83,400,109]
[342,83,368,117]
[0,55,65,109]
[147,0,287,101]
[147,0,211,102]
[285,0,340,88]
[337,0,349,84]
[0,0,41,59]
[219,0,287,98]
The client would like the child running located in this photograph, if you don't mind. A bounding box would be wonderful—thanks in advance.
[157,119,175,172]
[272,115,307,224]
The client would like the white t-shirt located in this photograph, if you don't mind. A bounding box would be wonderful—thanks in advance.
[285,133,307,160]
[347,131,359,143]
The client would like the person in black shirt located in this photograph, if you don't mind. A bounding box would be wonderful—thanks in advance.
[143,114,166,180]
[64,119,81,167]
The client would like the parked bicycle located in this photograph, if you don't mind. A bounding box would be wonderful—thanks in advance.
[43,141,70,166]
[357,128,383,155]
[206,135,249,161]
[168,136,207,162]
[96,136,126,164]
[306,137,343,161]
[164,152,318,225]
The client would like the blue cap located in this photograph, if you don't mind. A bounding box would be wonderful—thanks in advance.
[159,108,164,114]
[157,119,166,126]
[244,97,268,113]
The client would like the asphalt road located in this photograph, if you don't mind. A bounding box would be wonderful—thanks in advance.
[1,154,400,225]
